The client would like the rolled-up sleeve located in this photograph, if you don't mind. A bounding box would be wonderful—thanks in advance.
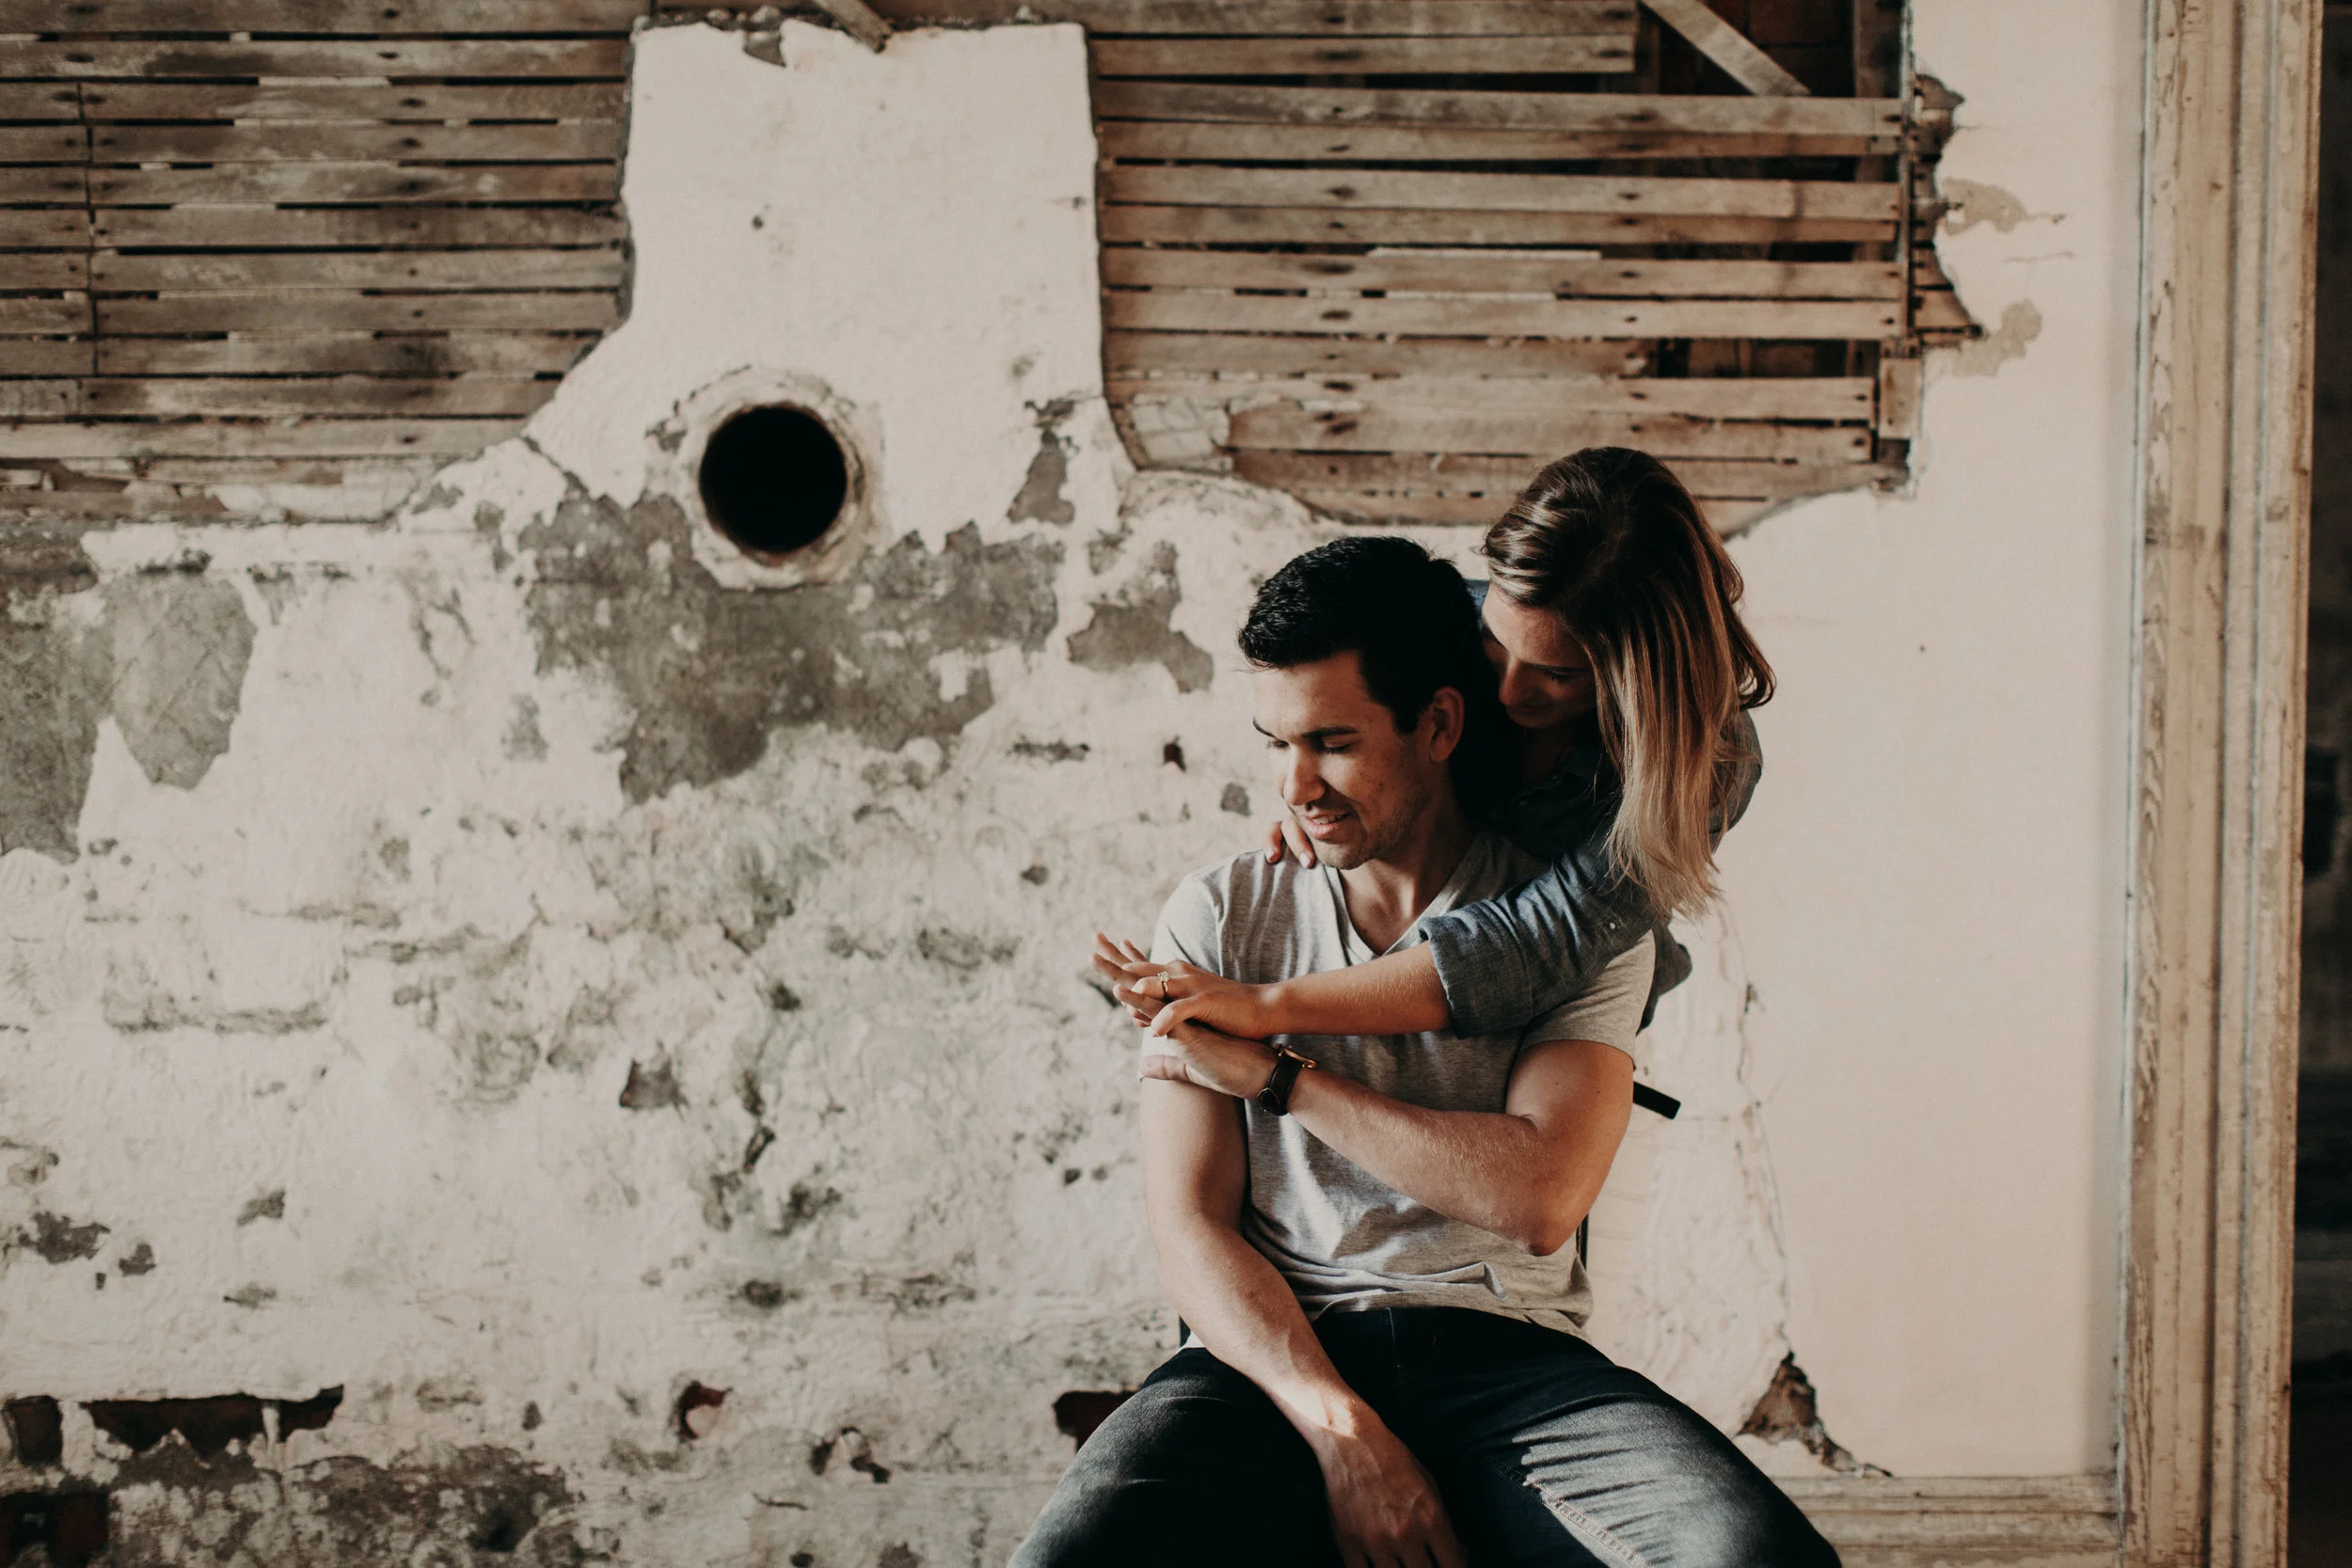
[1419,834,1658,1037]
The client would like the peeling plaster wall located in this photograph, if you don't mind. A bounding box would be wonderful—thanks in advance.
[0,8,2143,1561]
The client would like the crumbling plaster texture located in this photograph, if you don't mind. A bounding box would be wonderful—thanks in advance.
[0,7,2138,1561]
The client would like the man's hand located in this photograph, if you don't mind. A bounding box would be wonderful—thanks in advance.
[1308,1417,1469,1568]
[1138,1020,1275,1101]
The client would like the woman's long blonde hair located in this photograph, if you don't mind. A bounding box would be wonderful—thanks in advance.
[1481,448,1773,918]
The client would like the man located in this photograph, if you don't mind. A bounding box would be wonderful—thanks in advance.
[1015,537,1836,1568]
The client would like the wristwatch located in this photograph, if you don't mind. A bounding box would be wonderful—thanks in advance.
[1256,1043,1317,1117]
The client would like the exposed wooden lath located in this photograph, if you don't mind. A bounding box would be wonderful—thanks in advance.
[0,0,639,510]
[1046,0,1972,530]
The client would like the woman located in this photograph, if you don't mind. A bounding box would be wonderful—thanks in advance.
[1107,445,1772,1048]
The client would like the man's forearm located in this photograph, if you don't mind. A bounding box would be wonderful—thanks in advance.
[1152,1214,1369,1443]
[1284,1057,1623,1257]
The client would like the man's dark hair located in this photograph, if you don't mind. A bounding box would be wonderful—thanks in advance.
[1239,536,1510,817]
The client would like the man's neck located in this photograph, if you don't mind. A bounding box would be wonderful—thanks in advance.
[1338,800,1476,954]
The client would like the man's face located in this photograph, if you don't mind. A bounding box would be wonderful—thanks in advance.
[1252,651,1457,870]
[1481,590,1597,732]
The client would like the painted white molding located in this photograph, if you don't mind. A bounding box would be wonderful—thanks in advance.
[2125,1,2320,1565]
[1788,1476,2118,1566]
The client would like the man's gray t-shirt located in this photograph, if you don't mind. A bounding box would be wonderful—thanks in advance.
[1150,832,1654,1338]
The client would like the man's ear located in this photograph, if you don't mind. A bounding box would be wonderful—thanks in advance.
[1423,687,1466,765]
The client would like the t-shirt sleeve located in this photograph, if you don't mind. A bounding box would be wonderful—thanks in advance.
[1149,870,1225,974]
[1517,938,1656,1061]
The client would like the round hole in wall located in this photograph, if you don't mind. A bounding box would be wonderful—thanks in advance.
[695,404,850,560]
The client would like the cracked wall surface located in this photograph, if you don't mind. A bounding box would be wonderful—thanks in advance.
[0,6,2139,1560]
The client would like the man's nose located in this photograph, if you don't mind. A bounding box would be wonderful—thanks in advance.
[1279,747,1323,808]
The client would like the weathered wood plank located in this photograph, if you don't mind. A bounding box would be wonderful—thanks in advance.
[90,164,617,205]
[1092,82,1899,135]
[1099,203,1891,245]
[1643,0,1810,96]
[1104,166,1899,219]
[93,206,624,248]
[0,379,79,420]
[0,0,647,32]
[0,127,86,164]
[97,334,593,376]
[0,167,85,202]
[1912,289,1973,333]
[0,253,87,292]
[1232,450,1889,498]
[100,293,618,333]
[0,419,525,457]
[1090,37,1633,75]
[1104,329,1646,377]
[80,81,624,120]
[0,211,89,247]
[1096,118,1891,162]
[1278,487,1772,530]
[874,0,1633,34]
[1227,404,1868,461]
[0,40,630,79]
[0,340,93,376]
[0,296,88,335]
[91,122,622,165]
[1113,374,1872,420]
[808,0,894,50]
[92,248,623,293]
[82,377,557,418]
[0,83,80,119]
[1106,292,1896,340]
[1101,249,1902,300]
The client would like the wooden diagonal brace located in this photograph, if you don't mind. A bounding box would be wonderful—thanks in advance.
[1641,0,1808,96]
[807,0,892,52]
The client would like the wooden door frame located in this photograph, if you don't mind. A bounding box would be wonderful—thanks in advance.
[2124,0,2318,1564]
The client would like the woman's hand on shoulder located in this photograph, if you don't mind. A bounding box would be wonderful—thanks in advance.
[1263,816,1314,868]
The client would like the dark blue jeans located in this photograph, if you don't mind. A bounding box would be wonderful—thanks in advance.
[1012,1307,1840,1568]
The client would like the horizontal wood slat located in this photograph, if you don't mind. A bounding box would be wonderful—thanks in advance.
[0,166,84,202]
[0,127,86,163]
[1097,119,1895,162]
[91,207,626,248]
[1113,375,1873,420]
[0,0,646,32]
[97,293,619,334]
[96,335,595,376]
[0,210,88,246]
[0,253,87,291]
[1105,330,1650,378]
[0,40,630,78]
[0,83,80,119]
[89,164,616,205]
[1093,83,1903,136]
[1232,451,1892,499]
[0,419,525,457]
[91,249,623,293]
[90,122,622,165]
[1225,405,1871,461]
[0,379,78,419]
[0,341,94,376]
[0,296,89,334]
[1104,292,1898,341]
[1104,166,1900,219]
[81,378,557,418]
[1100,202,1894,246]
[1090,37,1633,77]
[880,0,1634,34]
[78,82,625,120]
[1279,490,1773,527]
[1100,250,1902,300]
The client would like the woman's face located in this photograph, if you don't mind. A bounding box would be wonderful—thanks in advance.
[1481,591,1597,732]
